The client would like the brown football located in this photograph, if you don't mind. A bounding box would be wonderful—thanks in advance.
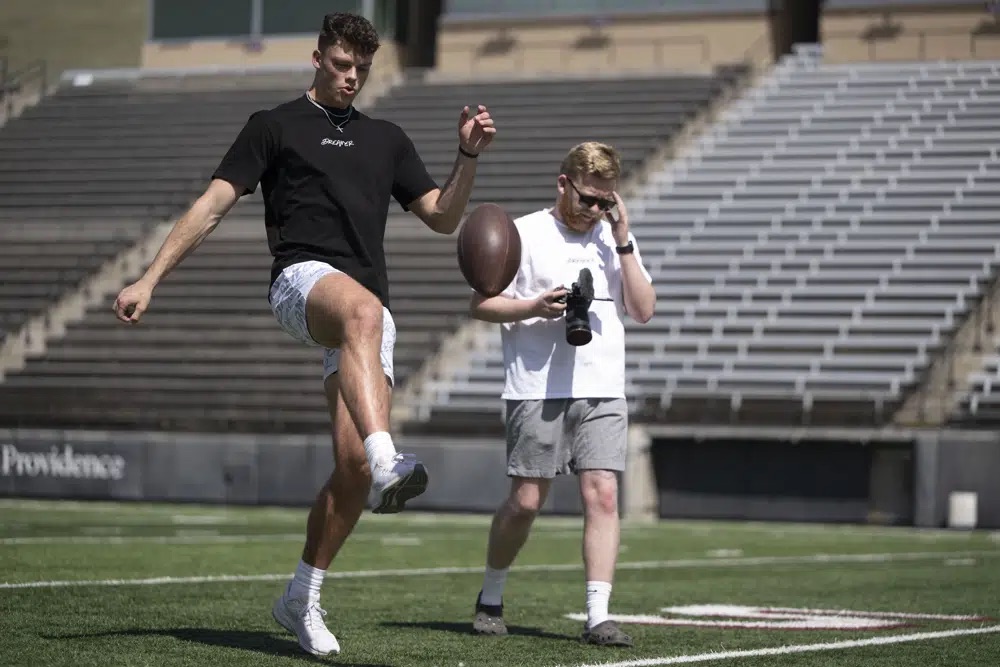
[456,203,521,298]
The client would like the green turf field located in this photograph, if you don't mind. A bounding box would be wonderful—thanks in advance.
[1,499,998,666]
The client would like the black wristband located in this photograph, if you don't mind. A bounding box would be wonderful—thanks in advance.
[459,146,479,159]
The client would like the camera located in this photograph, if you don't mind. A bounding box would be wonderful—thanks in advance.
[562,268,595,346]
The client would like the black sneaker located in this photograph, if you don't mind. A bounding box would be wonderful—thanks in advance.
[581,620,633,647]
[472,591,507,636]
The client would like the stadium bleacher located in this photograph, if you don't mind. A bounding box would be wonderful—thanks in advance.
[0,221,145,339]
[0,78,309,222]
[0,69,738,432]
[955,352,1000,426]
[409,49,1000,430]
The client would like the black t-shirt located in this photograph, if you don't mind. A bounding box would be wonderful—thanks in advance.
[212,94,439,310]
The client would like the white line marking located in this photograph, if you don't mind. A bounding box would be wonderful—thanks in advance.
[706,549,743,558]
[2,549,997,590]
[564,612,902,630]
[566,604,992,631]
[0,529,582,547]
[79,526,124,536]
[945,558,976,566]
[380,536,422,546]
[0,534,305,546]
[170,514,235,525]
[563,624,1000,667]
[0,499,993,542]
[0,498,1000,541]
[747,606,991,622]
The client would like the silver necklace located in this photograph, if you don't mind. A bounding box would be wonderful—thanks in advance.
[305,92,352,133]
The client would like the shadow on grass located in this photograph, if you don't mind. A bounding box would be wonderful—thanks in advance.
[49,627,392,666]
[381,620,577,642]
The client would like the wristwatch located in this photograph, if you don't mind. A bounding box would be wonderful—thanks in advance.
[615,241,634,255]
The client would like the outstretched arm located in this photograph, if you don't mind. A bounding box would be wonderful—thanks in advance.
[112,178,240,323]
[470,287,567,324]
[141,179,240,287]
[410,105,496,234]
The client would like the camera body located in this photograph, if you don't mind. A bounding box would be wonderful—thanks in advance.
[562,268,595,346]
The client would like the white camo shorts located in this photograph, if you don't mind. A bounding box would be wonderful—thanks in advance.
[268,260,397,385]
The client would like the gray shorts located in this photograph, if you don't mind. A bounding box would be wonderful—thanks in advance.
[505,398,628,478]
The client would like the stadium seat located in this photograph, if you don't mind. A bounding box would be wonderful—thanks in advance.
[0,69,737,432]
[409,53,1000,429]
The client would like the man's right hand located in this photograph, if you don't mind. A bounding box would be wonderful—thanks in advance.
[113,280,154,324]
[532,287,568,319]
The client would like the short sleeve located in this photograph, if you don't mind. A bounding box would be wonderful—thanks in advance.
[391,129,438,210]
[500,223,527,298]
[212,111,277,196]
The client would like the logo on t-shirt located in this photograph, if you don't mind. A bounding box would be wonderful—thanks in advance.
[321,138,354,147]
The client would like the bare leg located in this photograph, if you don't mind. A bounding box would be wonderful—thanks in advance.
[272,375,387,656]
[579,469,621,633]
[472,478,553,635]
[301,373,392,569]
[579,470,620,582]
[305,273,391,439]
[485,477,552,570]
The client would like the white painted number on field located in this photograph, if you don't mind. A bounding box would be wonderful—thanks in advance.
[564,604,992,631]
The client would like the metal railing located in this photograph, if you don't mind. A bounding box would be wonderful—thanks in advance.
[1,59,48,122]
[0,34,8,96]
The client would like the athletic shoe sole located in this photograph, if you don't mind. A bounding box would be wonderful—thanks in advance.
[372,463,429,514]
[271,597,339,656]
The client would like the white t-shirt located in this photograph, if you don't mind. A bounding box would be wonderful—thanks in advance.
[496,208,652,400]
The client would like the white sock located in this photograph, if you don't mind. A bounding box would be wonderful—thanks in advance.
[586,581,612,629]
[363,431,397,468]
[480,566,508,607]
[288,559,325,602]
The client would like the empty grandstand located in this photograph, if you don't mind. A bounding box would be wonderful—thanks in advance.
[1,0,998,534]
[955,350,1000,427]
[0,68,740,432]
[408,47,1000,431]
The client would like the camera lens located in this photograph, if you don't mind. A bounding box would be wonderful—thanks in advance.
[566,324,592,346]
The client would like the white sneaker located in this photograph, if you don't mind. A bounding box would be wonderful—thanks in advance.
[271,588,341,656]
[371,453,429,514]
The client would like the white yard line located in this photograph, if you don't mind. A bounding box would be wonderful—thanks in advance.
[565,604,992,630]
[0,534,306,546]
[2,549,997,590]
[563,624,1000,667]
[0,499,993,541]
[0,529,582,547]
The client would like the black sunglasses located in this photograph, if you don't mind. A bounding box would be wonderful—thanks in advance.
[565,178,615,212]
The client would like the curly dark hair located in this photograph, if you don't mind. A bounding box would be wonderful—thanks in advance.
[318,13,380,56]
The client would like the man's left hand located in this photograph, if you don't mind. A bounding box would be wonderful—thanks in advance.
[606,192,630,246]
[458,105,496,156]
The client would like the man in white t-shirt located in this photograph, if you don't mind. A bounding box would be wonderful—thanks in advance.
[468,142,656,646]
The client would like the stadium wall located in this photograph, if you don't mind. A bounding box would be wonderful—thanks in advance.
[0,429,582,515]
[137,4,997,77]
[2,427,997,528]
[640,426,1000,529]
[434,3,996,75]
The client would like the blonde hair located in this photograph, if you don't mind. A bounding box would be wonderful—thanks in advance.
[559,141,621,181]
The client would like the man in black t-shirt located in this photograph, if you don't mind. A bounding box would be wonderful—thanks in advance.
[113,13,495,657]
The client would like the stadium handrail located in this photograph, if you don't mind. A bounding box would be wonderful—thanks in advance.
[1,59,46,120]
[59,61,316,84]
